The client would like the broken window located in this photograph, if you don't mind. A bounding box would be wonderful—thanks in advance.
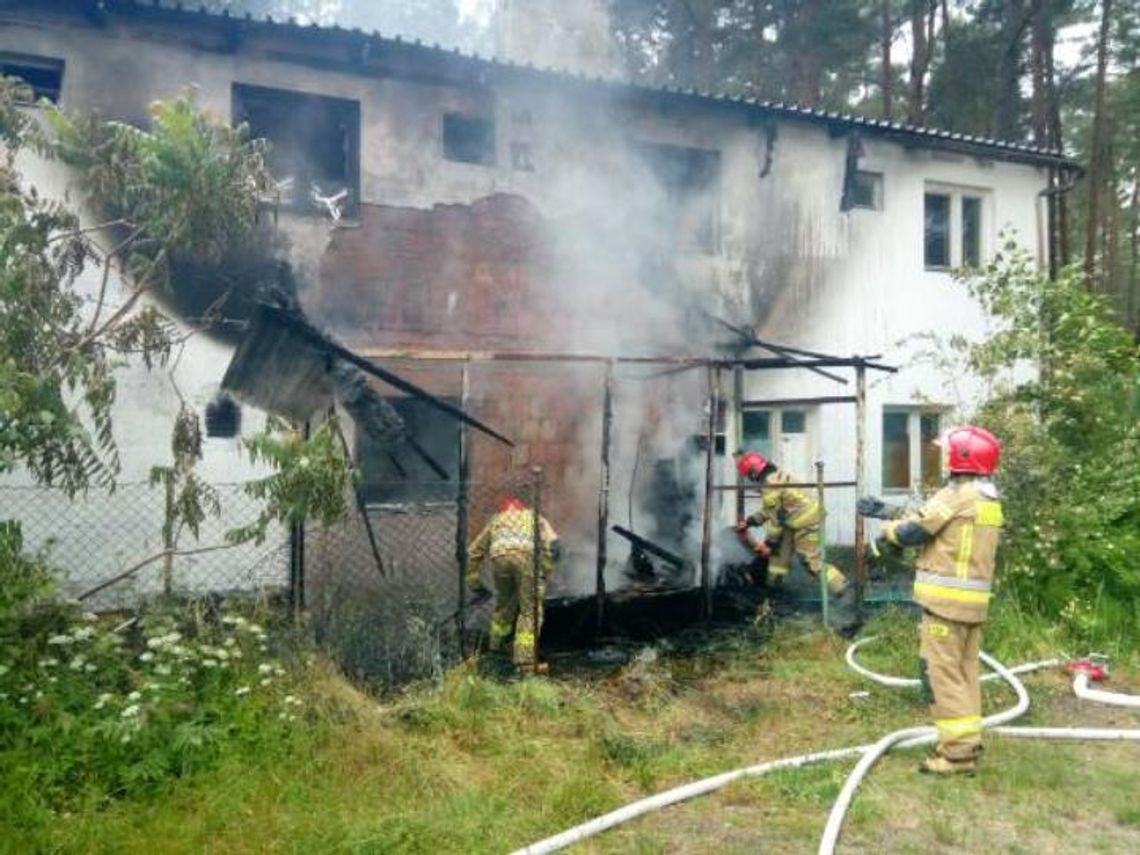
[232,83,360,216]
[357,397,460,504]
[849,171,883,210]
[924,192,951,268]
[1,53,64,103]
[205,394,242,439]
[443,113,496,166]
[636,142,721,254]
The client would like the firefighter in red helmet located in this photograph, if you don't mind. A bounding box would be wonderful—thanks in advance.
[467,494,560,674]
[735,450,848,598]
[857,425,1003,775]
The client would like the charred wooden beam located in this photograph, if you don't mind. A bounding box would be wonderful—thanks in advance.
[610,525,687,569]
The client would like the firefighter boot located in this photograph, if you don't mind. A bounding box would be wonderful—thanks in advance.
[919,753,977,776]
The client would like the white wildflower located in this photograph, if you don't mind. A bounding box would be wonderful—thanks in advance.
[223,638,237,648]
[94,693,112,710]
[0,664,8,676]
[73,627,96,641]
[84,663,96,673]
[47,634,74,646]
[18,696,28,704]
[272,666,285,677]
[127,691,141,702]
[278,712,287,720]
[120,734,132,744]
[230,650,243,660]
[215,649,229,661]
[260,678,272,687]
[234,686,251,697]
[139,652,155,663]
[155,664,172,676]
[121,704,140,718]
[82,612,98,623]
[68,656,86,671]
[202,659,218,669]
[257,663,274,675]
[48,676,58,684]
[246,624,264,635]
[36,658,56,669]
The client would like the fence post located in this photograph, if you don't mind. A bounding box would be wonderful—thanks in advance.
[456,362,471,655]
[853,361,868,616]
[289,420,310,618]
[530,466,544,670]
[815,459,829,629]
[595,362,614,635]
[161,475,175,597]
[700,366,720,621]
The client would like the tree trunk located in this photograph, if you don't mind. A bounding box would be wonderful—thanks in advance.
[1084,0,1113,291]
[995,0,1028,142]
[881,0,893,119]
[907,0,934,125]
[1029,0,1049,147]
[1129,176,1139,335]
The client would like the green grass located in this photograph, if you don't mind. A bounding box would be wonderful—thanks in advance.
[4,611,1138,854]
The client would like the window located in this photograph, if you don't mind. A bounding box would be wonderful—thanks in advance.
[925,186,990,269]
[924,193,951,268]
[741,407,811,475]
[882,409,944,491]
[1,53,64,103]
[961,196,982,268]
[205,395,241,439]
[357,398,460,504]
[233,83,360,215]
[636,141,721,254]
[443,113,496,166]
[849,171,883,210]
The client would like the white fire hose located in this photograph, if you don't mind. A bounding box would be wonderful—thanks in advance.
[513,639,1140,855]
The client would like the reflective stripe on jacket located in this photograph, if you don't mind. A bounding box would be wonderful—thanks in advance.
[884,480,1003,623]
[746,469,822,539]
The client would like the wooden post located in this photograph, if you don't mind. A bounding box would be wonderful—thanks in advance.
[700,366,720,620]
[816,459,829,629]
[595,362,614,634]
[854,362,868,614]
[733,365,745,521]
[456,362,471,654]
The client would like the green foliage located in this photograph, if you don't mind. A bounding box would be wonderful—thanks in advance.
[961,247,1140,645]
[226,416,356,545]
[0,520,56,614]
[0,599,306,826]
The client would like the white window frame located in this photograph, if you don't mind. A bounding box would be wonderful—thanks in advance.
[924,183,991,270]
[881,407,947,495]
[740,405,815,476]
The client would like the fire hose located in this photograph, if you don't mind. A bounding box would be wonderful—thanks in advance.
[512,641,1140,855]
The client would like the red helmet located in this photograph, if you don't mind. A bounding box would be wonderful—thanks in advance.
[944,425,1001,476]
[736,451,771,480]
[498,495,527,513]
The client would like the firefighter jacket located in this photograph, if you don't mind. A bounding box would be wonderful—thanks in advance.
[467,509,559,587]
[882,479,1003,624]
[745,470,822,540]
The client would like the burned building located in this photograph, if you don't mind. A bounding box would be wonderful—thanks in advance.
[0,2,1075,638]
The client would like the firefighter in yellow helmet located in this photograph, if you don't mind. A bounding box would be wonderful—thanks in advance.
[735,451,848,598]
[858,425,1003,775]
[467,495,560,673]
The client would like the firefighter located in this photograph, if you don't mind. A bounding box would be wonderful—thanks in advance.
[735,451,848,598]
[857,425,1003,775]
[467,495,560,673]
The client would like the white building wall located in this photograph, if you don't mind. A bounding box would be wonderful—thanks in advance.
[0,13,1051,566]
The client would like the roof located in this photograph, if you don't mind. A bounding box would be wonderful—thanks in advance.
[8,0,1078,169]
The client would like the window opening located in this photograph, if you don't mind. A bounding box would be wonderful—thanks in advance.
[920,412,943,488]
[233,83,360,216]
[882,411,911,490]
[924,192,951,268]
[443,113,496,166]
[849,171,883,210]
[961,196,982,268]
[205,395,242,438]
[636,141,721,254]
[1,53,64,103]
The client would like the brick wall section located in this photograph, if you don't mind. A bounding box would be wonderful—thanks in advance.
[312,195,604,548]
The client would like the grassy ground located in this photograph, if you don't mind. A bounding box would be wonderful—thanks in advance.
[7,608,1140,854]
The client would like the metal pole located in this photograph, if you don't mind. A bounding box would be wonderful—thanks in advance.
[531,466,544,671]
[456,362,471,655]
[289,419,310,618]
[733,365,745,521]
[700,366,720,621]
[853,363,867,614]
[595,362,614,635]
[816,459,829,629]
[162,475,175,596]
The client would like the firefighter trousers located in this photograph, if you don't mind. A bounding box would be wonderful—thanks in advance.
[488,551,546,666]
[769,527,847,594]
[919,610,983,761]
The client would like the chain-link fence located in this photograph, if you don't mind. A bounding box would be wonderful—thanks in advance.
[0,481,291,613]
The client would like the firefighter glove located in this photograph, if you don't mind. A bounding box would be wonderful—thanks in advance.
[753,540,771,558]
[857,496,893,520]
